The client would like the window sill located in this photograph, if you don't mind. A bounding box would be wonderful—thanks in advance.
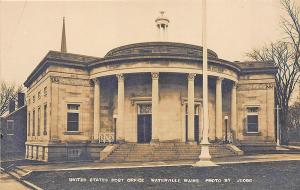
[64,131,83,135]
[243,132,261,136]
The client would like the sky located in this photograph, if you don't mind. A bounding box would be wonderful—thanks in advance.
[0,0,290,84]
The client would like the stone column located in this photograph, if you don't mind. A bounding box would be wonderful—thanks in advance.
[50,76,59,142]
[188,73,196,144]
[151,72,159,143]
[266,83,275,141]
[26,145,28,158]
[215,77,223,140]
[160,26,163,41]
[231,82,237,141]
[157,25,160,41]
[93,78,100,142]
[165,26,168,41]
[116,74,125,142]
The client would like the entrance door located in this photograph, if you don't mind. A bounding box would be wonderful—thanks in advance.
[138,115,152,143]
[137,104,152,143]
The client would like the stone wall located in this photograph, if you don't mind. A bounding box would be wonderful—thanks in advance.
[236,73,275,143]
[26,143,105,162]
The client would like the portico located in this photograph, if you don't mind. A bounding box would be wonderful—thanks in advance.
[92,70,237,144]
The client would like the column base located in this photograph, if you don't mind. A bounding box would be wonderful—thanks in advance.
[199,143,211,161]
[91,140,99,143]
[193,160,218,167]
[187,141,197,145]
[117,139,125,144]
[49,139,61,144]
[150,139,160,145]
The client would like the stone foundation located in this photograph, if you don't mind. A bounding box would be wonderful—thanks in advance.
[25,142,105,162]
[237,141,277,153]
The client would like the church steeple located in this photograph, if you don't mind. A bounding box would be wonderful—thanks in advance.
[61,17,67,53]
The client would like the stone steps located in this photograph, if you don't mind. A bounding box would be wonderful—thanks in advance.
[105,143,237,162]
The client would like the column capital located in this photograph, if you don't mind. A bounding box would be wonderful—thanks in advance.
[217,76,224,81]
[50,76,60,83]
[151,72,159,80]
[187,73,196,81]
[92,78,100,85]
[116,74,124,81]
[232,82,237,89]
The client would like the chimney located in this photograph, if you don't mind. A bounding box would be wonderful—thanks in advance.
[17,93,25,108]
[9,100,15,113]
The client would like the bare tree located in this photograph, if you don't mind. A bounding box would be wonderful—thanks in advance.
[281,0,300,70]
[0,81,23,116]
[246,0,300,145]
[247,42,300,144]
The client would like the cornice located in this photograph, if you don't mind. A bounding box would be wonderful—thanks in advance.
[24,43,277,87]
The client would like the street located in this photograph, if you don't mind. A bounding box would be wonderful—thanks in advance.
[25,160,300,190]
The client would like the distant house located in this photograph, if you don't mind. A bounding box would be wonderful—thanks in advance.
[0,93,27,160]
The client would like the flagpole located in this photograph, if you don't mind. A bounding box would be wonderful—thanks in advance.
[195,0,216,166]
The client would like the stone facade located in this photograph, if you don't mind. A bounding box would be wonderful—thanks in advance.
[24,42,277,162]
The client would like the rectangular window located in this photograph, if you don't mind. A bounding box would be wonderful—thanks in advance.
[67,104,80,131]
[44,87,47,97]
[68,104,80,110]
[246,107,259,133]
[37,107,41,136]
[43,104,47,135]
[67,148,81,160]
[247,115,258,132]
[33,96,35,103]
[7,120,14,135]
[28,112,31,136]
[137,104,152,115]
[32,110,35,136]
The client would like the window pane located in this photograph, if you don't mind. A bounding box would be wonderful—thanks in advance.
[67,104,80,110]
[247,107,258,113]
[247,115,258,132]
[38,107,41,136]
[68,113,78,121]
[248,115,258,123]
[7,121,14,134]
[32,110,35,136]
[248,124,258,132]
[67,122,79,131]
[67,113,79,131]
[44,105,47,135]
[138,104,151,114]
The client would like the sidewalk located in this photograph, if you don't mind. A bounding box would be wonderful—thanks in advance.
[0,171,30,190]
[17,153,300,172]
